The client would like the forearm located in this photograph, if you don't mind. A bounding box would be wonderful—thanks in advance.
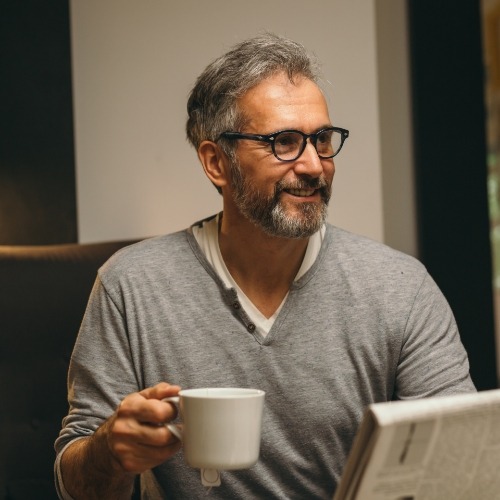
[59,419,136,500]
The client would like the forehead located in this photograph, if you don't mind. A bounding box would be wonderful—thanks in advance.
[237,72,331,132]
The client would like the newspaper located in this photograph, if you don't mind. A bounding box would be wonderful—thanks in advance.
[333,389,500,500]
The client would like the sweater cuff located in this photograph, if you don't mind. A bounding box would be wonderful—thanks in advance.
[54,437,86,500]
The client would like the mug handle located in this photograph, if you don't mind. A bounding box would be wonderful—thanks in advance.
[162,396,183,441]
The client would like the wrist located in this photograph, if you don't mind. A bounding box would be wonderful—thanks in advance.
[60,418,135,499]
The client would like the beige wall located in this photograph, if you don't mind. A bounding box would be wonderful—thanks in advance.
[376,1,416,256]
[70,0,415,256]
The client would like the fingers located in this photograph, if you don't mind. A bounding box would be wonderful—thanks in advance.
[112,416,181,451]
[118,393,177,426]
[110,422,182,474]
[118,382,180,424]
[140,382,181,401]
[106,382,183,474]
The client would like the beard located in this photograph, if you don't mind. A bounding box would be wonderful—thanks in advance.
[229,160,331,239]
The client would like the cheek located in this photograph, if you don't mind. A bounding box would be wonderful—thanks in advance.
[323,160,335,182]
[254,167,289,189]
[325,160,335,180]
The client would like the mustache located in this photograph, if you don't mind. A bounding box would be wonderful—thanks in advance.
[276,177,329,193]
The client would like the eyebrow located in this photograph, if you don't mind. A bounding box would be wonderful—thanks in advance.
[262,124,334,135]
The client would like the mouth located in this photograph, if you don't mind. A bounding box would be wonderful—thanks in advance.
[285,188,316,197]
[275,177,331,204]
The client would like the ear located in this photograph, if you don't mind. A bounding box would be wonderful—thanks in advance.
[197,141,229,190]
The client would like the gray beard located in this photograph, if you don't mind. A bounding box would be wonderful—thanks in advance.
[230,161,331,239]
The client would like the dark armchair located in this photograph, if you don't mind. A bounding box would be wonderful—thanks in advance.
[0,239,138,499]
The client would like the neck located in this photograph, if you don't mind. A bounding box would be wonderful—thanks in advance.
[218,211,310,317]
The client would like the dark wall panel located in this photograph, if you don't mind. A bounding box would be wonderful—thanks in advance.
[408,0,497,389]
[0,0,77,244]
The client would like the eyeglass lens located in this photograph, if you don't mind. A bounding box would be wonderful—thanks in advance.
[273,129,340,161]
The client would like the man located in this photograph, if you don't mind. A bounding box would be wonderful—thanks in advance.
[55,33,475,499]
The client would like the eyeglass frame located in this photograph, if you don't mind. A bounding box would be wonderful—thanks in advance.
[217,126,349,162]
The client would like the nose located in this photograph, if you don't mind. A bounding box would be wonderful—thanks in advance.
[293,139,324,177]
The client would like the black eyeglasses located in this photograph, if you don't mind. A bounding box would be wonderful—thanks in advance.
[218,126,349,162]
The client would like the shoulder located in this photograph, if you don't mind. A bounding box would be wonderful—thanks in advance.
[323,224,428,287]
[326,224,423,268]
[97,230,200,289]
[106,230,190,264]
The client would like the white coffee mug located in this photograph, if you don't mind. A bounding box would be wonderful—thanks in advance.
[164,387,265,470]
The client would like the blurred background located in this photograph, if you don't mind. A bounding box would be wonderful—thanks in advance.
[1,0,498,388]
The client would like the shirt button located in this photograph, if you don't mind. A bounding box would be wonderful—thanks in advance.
[232,301,241,310]
[247,323,256,333]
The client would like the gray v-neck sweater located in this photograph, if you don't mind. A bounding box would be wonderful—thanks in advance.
[55,222,475,499]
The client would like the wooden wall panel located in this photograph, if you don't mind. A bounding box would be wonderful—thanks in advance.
[0,0,76,244]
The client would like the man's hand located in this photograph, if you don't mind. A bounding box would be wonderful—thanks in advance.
[107,382,182,473]
[60,382,182,499]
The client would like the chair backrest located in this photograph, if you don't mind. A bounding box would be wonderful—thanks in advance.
[0,240,138,499]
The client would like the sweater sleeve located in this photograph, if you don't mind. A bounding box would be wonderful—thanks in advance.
[394,272,476,399]
[54,275,141,490]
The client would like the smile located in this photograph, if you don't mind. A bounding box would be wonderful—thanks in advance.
[286,188,316,197]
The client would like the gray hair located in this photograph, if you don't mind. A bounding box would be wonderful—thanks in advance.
[186,32,321,156]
